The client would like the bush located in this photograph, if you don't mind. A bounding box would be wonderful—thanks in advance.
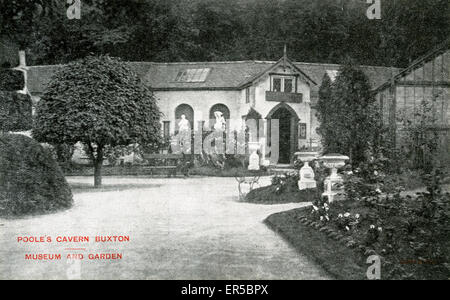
[0,91,32,132]
[0,68,24,91]
[0,134,73,216]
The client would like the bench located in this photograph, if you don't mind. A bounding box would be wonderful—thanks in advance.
[142,153,185,177]
[235,174,261,200]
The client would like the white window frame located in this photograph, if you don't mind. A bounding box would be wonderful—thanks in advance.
[271,75,296,93]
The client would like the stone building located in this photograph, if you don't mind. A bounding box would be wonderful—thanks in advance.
[25,50,396,165]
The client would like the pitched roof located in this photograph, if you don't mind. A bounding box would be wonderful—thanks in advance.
[374,38,450,92]
[26,60,399,94]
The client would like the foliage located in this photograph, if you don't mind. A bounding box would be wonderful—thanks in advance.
[316,73,334,151]
[2,0,448,67]
[0,91,32,132]
[0,68,24,91]
[271,172,300,194]
[50,143,75,171]
[397,98,443,172]
[316,64,382,166]
[32,55,161,186]
[0,133,73,216]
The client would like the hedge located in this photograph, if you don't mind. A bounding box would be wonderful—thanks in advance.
[0,134,73,217]
[0,91,32,132]
[0,68,24,91]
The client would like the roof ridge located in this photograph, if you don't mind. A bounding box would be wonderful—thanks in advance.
[128,60,276,65]
[294,61,401,69]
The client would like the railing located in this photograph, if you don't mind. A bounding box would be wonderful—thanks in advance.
[265,91,303,103]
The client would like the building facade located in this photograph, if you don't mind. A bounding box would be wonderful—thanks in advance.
[25,52,397,165]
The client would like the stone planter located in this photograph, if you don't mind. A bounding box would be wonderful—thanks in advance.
[319,154,349,202]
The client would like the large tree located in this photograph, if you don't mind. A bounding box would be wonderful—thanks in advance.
[316,64,381,166]
[316,73,335,153]
[33,55,161,187]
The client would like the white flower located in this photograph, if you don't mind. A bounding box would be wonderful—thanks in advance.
[325,215,330,221]
[320,216,324,221]
[344,212,350,218]
[313,205,319,211]
[345,226,350,231]
[370,225,375,229]
[355,214,360,219]
[374,171,379,176]
[325,207,329,211]
[378,227,383,232]
[338,214,343,218]
[375,188,382,194]
[347,171,353,175]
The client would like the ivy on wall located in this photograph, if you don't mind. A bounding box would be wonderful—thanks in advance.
[0,91,32,132]
[0,67,31,132]
[0,68,24,91]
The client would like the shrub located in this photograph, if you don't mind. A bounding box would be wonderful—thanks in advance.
[0,91,32,132]
[0,68,24,91]
[0,134,73,216]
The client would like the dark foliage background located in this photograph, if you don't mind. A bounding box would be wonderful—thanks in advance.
[0,0,448,67]
[0,91,32,132]
[0,134,73,216]
[0,68,24,91]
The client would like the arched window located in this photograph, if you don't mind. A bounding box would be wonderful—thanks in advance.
[175,104,194,131]
[209,104,230,122]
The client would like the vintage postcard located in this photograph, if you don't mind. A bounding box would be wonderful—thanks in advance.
[0,0,449,286]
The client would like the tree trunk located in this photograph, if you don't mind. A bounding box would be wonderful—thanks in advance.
[93,145,104,188]
[94,160,103,188]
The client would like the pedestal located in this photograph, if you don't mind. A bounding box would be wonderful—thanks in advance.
[298,161,317,190]
[319,154,349,202]
[248,142,260,171]
[295,152,318,190]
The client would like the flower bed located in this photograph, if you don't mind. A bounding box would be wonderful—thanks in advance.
[244,172,317,204]
[265,148,450,279]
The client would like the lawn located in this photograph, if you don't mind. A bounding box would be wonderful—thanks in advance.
[265,206,366,280]
[69,182,163,194]
[245,185,317,204]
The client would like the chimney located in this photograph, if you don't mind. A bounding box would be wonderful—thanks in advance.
[19,50,26,67]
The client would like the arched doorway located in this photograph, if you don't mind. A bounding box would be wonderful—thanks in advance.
[175,104,194,132]
[266,103,299,164]
[209,104,230,129]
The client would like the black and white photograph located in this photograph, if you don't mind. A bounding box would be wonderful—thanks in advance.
[0,0,449,284]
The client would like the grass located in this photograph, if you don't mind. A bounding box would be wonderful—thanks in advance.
[188,166,268,177]
[69,182,162,194]
[64,164,269,178]
[264,207,366,280]
[245,185,317,204]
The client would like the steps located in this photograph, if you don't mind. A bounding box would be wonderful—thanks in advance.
[269,164,297,175]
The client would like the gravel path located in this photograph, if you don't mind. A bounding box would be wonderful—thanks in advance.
[0,176,330,280]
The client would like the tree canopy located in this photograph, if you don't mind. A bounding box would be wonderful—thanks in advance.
[316,64,381,165]
[32,55,161,186]
[1,0,448,67]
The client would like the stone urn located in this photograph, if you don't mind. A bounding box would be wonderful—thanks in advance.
[319,154,350,202]
[248,142,261,171]
[295,152,318,190]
